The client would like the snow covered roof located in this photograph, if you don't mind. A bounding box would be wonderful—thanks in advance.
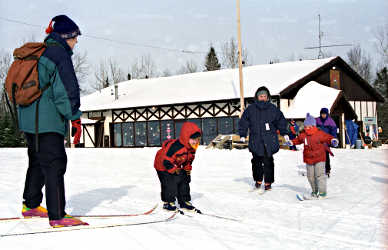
[81,57,337,112]
[284,81,342,119]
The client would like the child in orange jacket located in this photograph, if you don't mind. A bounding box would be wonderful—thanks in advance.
[286,113,338,198]
[154,122,202,212]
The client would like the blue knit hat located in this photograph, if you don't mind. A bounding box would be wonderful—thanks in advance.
[45,15,81,39]
[320,108,329,115]
[304,113,316,126]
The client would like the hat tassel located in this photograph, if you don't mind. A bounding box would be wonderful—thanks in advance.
[45,20,53,34]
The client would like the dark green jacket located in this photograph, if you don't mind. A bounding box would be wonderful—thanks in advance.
[18,33,81,136]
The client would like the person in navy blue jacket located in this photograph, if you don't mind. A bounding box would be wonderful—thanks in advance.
[315,108,337,177]
[239,86,288,191]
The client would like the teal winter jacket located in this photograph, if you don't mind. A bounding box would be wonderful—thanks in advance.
[18,33,82,136]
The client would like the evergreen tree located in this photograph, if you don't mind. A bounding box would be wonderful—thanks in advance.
[374,67,388,142]
[204,46,221,71]
[0,113,25,147]
[374,67,388,98]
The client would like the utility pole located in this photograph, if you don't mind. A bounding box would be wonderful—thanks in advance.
[237,0,245,116]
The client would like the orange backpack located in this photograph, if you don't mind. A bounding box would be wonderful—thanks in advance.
[5,42,46,106]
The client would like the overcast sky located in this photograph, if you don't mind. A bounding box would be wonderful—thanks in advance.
[1,0,387,82]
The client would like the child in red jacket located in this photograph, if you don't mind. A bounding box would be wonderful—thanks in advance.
[286,113,338,198]
[154,122,202,212]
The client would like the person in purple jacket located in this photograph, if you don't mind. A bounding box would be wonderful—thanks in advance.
[315,108,337,177]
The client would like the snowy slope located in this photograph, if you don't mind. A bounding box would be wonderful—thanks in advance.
[81,57,336,112]
[0,147,387,249]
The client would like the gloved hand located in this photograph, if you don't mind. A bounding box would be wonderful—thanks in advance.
[285,140,293,146]
[71,119,82,145]
[175,168,182,175]
[185,169,191,175]
[240,137,246,143]
[331,138,339,147]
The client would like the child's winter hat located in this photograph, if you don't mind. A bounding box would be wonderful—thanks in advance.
[45,15,81,39]
[320,107,329,115]
[304,113,316,126]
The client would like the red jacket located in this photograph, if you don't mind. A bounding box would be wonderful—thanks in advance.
[291,127,334,165]
[154,122,201,173]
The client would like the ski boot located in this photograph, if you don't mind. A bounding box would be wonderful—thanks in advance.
[22,203,48,218]
[163,202,177,211]
[318,192,327,199]
[49,214,89,228]
[179,201,201,214]
[264,183,272,191]
[255,181,262,189]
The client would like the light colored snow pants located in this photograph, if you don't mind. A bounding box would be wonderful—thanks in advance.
[306,161,327,194]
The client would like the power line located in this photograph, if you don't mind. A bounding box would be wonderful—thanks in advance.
[0,16,206,55]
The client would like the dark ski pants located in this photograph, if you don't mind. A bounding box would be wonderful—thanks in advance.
[156,170,191,205]
[23,132,67,220]
[325,151,331,174]
[251,152,275,184]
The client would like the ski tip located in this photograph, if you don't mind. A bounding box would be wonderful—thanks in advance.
[296,194,304,201]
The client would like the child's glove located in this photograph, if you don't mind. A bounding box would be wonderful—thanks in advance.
[185,170,191,175]
[331,139,339,148]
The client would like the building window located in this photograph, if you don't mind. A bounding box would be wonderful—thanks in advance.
[233,116,240,134]
[135,122,147,146]
[218,117,233,134]
[202,118,217,145]
[122,123,134,146]
[113,123,122,147]
[148,121,161,146]
[161,120,175,142]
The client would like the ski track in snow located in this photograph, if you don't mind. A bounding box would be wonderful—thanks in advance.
[0,147,387,250]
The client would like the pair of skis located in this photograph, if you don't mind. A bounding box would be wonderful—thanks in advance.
[0,204,240,237]
[0,204,174,237]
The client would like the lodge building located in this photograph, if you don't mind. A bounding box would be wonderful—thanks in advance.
[79,56,384,148]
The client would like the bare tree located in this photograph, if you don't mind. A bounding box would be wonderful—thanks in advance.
[93,57,125,92]
[375,23,388,65]
[72,50,90,95]
[177,60,199,74]
[0,51,12,115]
[94,60,109,92]
[221,37,249,69]
[108,58,125,84]
[131,54,157,79]
[162,69,172,77]
[346,45,373,83]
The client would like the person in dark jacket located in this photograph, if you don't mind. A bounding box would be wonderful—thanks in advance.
[19,15,87,227]
[154,122,202,213]
[288,119,299,151]
[239,86,288,191]
[315,108,337,177]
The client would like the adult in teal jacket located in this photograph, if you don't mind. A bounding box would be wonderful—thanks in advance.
[19,15,87,227]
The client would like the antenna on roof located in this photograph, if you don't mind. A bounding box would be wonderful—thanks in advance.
[304,14,352,59]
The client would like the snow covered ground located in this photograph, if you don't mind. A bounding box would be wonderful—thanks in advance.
[0,146,387,249]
